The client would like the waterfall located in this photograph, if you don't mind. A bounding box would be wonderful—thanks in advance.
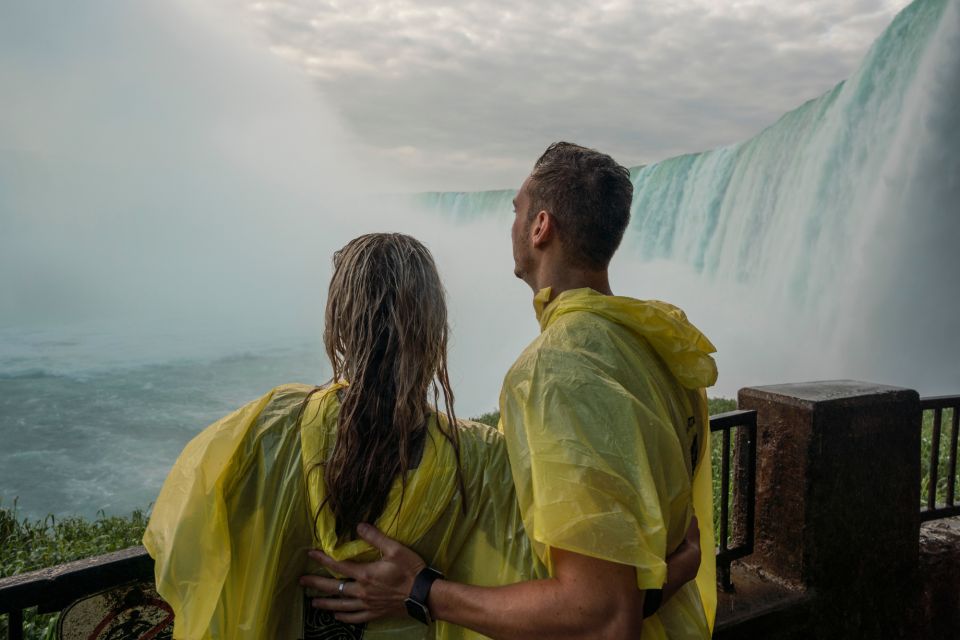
[414,0,960,396]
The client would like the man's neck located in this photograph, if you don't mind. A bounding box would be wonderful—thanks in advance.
[530,262,612,299]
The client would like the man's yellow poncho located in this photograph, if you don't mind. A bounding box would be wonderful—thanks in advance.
[500,287,718,639]
[143,384,544,639]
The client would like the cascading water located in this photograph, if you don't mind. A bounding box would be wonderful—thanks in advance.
[417,0,960,397]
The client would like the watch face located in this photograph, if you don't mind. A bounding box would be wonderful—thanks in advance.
[404,597,431,625]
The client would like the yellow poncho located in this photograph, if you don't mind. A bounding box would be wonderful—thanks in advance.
[500,287,718,639]
[143,383,544,639]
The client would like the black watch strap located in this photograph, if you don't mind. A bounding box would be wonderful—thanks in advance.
[404,566,444,625]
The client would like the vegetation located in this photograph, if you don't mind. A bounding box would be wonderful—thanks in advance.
[920,407,958,508]
[471,410,501,428]
[0,501,150,639]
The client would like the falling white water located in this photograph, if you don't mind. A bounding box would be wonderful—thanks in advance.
[416,0,960,398]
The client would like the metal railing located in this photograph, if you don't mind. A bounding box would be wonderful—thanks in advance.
[710,409,758,592]
[0,546,153,640]
[920,395,960,523]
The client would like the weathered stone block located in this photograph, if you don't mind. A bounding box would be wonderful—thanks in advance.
[738,380,920,638]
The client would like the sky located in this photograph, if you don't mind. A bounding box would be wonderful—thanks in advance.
[238,0,913,190]
[1,1,913,194]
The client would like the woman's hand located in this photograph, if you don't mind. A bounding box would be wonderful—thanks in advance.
[662,516,702,601]
[299,523,426,624]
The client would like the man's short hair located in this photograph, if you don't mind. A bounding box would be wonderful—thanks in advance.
[528,142,633,270]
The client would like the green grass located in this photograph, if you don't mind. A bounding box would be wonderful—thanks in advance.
[920,407,959,509]
[471,410,501,428]
[0,500,150,640]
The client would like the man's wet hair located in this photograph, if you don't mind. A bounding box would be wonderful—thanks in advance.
[528,142,633,270]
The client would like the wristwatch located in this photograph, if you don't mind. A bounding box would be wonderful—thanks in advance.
[404,566,444,625]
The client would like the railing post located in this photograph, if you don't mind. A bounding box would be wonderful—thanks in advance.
[9,610,24,640]
[738,380,920,639]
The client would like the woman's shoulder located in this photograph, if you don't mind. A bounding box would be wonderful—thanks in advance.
[454,418,504,444]
[259,383,343,421]
[450,418,508,470]
[265,382,335,406]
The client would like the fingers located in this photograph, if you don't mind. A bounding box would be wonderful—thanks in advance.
[299,575,363,597]
[334,611,378,625]
[310,597,365,612]
[307,550,367,580]
[356,523,402,557]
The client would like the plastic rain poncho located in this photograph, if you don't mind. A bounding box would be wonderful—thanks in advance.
[499,287,718,639]
[143,383,545,640]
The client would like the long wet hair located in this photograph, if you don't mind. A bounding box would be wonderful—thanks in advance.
[310,233,465,539]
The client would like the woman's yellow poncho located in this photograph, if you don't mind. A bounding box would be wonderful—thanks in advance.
[143,383,544,639]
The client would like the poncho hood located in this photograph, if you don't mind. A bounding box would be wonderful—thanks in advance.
[533,287,718,389]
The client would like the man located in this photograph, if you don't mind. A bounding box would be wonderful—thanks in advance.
[303,142,718,639]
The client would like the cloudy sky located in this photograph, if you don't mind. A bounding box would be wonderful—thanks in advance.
[236,0,912,190]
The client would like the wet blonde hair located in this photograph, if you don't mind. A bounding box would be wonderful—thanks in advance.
[314,233,464,538]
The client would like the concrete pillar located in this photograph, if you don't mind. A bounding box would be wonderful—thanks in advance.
[738,380,920,638]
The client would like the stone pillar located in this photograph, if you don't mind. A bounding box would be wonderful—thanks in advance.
[738,381,920,638]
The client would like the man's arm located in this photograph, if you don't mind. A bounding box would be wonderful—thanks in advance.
[301,524,645,640]
[427,548,644,640]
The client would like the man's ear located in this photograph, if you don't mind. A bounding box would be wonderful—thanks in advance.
[531,210,554,249]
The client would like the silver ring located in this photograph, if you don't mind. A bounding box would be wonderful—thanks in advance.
[338,580,347,596]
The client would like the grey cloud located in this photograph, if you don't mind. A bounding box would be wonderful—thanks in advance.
[242,0,910,190]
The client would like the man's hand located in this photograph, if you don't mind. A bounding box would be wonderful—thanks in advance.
[299,523,425,624]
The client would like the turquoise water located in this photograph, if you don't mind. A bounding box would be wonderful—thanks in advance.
[0,328,328,520]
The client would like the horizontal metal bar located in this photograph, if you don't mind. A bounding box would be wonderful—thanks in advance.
[920,504,960,522]
[0,546,152,614]
[717,544,755,564]
[710,409,757,431]
[920,396,960,410]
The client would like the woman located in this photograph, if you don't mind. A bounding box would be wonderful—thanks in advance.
[144,233,698,639]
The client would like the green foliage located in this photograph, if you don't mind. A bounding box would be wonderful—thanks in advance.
[920,408,959,509]
[470,410,500,428]
[707,397,737,415]
[708,399,737,541]
[0,500,149,640]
